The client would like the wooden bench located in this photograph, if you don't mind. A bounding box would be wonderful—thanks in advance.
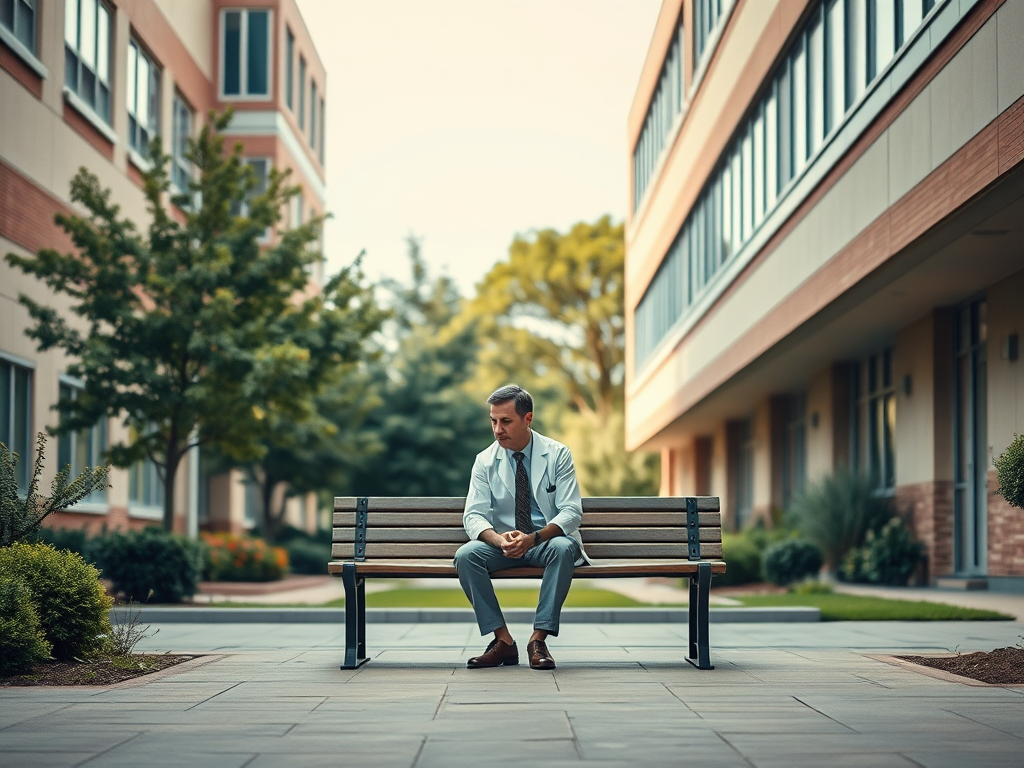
[328,496,726,670]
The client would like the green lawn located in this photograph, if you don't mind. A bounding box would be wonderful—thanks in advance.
[733,593,1013,621]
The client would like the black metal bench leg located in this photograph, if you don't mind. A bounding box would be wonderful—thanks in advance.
[341,563,369,669]
[686,562,714,670]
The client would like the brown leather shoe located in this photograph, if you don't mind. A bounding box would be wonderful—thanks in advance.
[527,639,556,670]
[467,638,519,668]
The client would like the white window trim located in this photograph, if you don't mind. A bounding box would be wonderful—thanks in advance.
[128,505,163,520]
[0,22,49,78]
[63,86,119,144]
[219,8,273,102]
[127,146,153,172]
[0,349,36,368]
[126,38,161,159]
[171,93,195,195]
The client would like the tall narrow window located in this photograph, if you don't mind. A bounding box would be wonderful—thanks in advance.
[825,0,845,136]
[752,107,765,227]
[781,393,808,508]
[310,81,317,149]
[319,97,326,165]
[1,0,37,53]
[298,56,306,130]
[793,37,807,171]
[171,94,194,194]
[847,0,868,109]
[808,8,825,156]
[64,0,112,122]
[870,0,896,81]
[127,40,161,158]
[285,27,294,110]
[57,383,107,507]
[0,357,33,492]
[221,9,271,98]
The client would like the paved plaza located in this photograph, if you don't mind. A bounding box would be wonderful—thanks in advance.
[2,618,1023,768]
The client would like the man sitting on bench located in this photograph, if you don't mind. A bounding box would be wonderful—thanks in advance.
[454,384,588,670]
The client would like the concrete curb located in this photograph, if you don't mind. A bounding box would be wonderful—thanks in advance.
[112,606,820,624]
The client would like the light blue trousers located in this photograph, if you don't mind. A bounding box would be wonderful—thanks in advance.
[453,537,581,637]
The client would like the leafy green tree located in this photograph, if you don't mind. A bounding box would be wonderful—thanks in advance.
[349,238,490,496]
[5,111,324,531]
[467,216,658,495]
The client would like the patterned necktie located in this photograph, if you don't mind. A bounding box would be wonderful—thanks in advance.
[512,451,534,533]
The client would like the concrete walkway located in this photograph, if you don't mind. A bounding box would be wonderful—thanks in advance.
[2,619,1022,767]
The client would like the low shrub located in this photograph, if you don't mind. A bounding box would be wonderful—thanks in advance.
[0,574,52,675]
[763,538,823,586]
[789,579,834,594]
[0,542,111,660]
[92,528,205,603]
[995,434,1024,510]
[202,533,289,582]
[33,526,92,560]
[842,517,923,586]
[285,538,331,575]
[788,466,893,570]
[716,531,763,586]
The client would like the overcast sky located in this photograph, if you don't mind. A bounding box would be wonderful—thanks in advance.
[295,0,663,294]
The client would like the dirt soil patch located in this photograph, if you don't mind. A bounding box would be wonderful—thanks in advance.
[1,655,195,687]
[898,646,1024,685]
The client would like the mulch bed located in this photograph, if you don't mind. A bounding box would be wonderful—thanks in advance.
[1,655,195,687]
[898,646,1024,685]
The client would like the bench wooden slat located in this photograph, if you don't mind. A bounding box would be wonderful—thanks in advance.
[332,526,721,544]
[334,496,720,513]
[331,542,723,560]
[327,558,727,577]
[333,511,722,528]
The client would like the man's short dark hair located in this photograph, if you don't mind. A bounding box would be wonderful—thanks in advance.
[487,384,533,418]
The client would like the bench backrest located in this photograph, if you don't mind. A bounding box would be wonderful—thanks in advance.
[332,496,722,562]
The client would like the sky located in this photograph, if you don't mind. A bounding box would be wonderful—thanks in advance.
[295,0,663,295]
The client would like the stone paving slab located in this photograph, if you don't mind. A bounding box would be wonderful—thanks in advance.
[1,620,1022,767]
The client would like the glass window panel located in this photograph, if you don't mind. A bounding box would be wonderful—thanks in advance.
[15,0,34,50]
[310,82,317,148]
[13,367,30,488]
[285,28,294,109]
[731,149,742,252]
[126,43,137,114]
[721,164,732,259]
[80,0,95,68]
[741,130,753,240]
[3,0,17,33]
[793,39,807,169]
[808,10,824,154]
[96,4,108,82]
[319,98,325,163]
[137,53,149,127]
[0,361,11,450]
[826,0,845,134]
[298,56,306,129]
[848,0,867,106]
[753,109,764,226]
[765,87,778,209]
[777,65,792,188]
[873,0,895,77]
[901,0,922,47]
[246,9,268,95]
[223,10,241,95]
[64,0,77,47]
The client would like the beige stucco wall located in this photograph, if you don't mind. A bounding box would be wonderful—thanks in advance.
[987,268,1024,460]
[154,0,216,79]
[806,366,834,484]
[751,397,772,521]
[894,313,938,485]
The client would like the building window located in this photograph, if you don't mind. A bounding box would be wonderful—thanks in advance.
[127,40,161,158]
[1,0,37,53]
[310,81,317,149]
[221,8,271,98]
[285,26,294,110]
[851,348,895,493]
[0,356,32,492]
[633,0,939,372]
[56,383,107,507]
[298,55,306,130]
[319,97,325,165]
[632,12,684,211]
[728,418,754,530]
[692,0,729,74]
[128,456,163,511]
[171,94,194,194]
[64,0,112,122]
[781,393,807,509]
[232,158,271,240]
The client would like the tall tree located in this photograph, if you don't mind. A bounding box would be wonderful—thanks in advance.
[6,111,324,530]
[467,216,658,496]
[350,238,491,496]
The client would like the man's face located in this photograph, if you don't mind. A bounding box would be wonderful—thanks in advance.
[490,400,533,452]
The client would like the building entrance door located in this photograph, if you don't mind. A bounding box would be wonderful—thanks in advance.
[953,299,988,576]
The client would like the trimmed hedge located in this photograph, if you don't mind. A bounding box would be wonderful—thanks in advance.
[92,528,205,603]
[0,542,111,660]
[763,538,823,586]
[0,574,52,675]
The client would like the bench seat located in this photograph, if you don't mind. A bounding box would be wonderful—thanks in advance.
[329,495,726,670]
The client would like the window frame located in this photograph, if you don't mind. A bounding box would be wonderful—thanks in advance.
[285,25,294,110]
[64,0,114,124]
[219,7,273,101]
[310,80,317,150]
[1,0,37,54]
[171,92,194,195]
[298,54,306,130]
[56,379,108,512]
[126,37,162,161]
[0,352,34,494]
